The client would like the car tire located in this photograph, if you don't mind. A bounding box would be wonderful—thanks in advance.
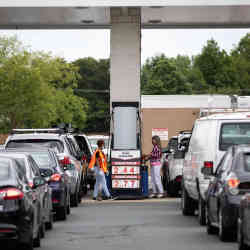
[20,225,34,250]
[67,195,71,215]
[219,207,231,242]
[71,191,79,207]
[40,221,45,239]
[198,196,206,226]
[238,218,248,250]
[206,209,218,235]
[182,185,196,216]
[33,228,41,248]
[57,205,67,221]
[45,212,53,230]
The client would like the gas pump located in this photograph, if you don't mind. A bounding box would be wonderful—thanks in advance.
[108,102,148,199]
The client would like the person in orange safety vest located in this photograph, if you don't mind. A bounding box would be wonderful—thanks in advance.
[88,139,114,201]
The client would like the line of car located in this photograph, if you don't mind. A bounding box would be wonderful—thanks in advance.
[0,128,97,250]
[164,112,250,250]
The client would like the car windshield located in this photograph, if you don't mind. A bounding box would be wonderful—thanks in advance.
[168,138,178,151]
[7,139,64,153]
[30,152,54,167]
[220,123,250,151]
[0,160,10,180]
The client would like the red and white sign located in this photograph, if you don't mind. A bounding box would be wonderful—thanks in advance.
[112,179,140,189]
[112,161,140,166]
[112,175,140,179]
[112,166,140,175]
[152,128,168,141]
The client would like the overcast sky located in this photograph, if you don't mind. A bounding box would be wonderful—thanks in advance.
[0,29,249,63]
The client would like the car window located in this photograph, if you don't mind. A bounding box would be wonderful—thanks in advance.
[28,157,41,177]
[167,138,178,152]
[14,158,27,176]
[7,139,64,153]
[14,161,27,181]
[74,136,91,156]
[243,153,250,172]
[219,123,250,151]
[0,161,10,180]
[51,152,64,173]
[216,151,232,177]
[67,137,80,155]
[30,152,54,167]
[64,137,77,157]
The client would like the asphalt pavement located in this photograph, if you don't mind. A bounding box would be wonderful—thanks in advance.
[40,198,237,250]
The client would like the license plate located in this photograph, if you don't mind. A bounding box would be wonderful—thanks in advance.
[112,166,140,175]
[112,179,140,189]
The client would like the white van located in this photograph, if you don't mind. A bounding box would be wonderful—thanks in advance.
[182,112,250,225]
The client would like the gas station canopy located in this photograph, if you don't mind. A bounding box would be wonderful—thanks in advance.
[0,0,250,29]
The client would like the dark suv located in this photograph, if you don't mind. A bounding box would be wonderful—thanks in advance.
[0,156,42,249]
[204,145,250,241]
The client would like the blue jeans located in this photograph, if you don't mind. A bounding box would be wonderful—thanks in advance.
[93,166,111,198]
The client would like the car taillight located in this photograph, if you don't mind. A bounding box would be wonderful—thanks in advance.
[204,161,213,168]
[59,156,71,165]
[228,178,240,188]
[28,182,33,188]
[0,188,24,200]
[176,176,182,182]
[82,155,87,162]
[50,174,62,182]
[227,173,240,195]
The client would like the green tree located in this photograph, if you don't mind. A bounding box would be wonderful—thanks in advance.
[141,54,191,95]
[194,39,234,91]
[73,57,110,133]
[0,36,88,132]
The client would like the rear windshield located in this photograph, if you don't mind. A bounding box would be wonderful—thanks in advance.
[220,123,250,151]
[244,153,250,172]
[0,161,10,179]
[30,152,55,167]
[168,138,178,151]
[7,140,64,153]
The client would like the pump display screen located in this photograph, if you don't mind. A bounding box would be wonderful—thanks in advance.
[112,179,140,189]
[112,166,140,175]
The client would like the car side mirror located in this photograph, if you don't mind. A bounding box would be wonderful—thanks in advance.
[33,177,45,188]
[40,169,53,178]
[201,161,214,176]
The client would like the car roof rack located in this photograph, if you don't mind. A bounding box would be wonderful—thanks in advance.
[11,128,65,135]
[178,130,192,134]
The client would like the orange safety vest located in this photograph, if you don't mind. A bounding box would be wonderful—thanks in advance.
[88,149,108,173]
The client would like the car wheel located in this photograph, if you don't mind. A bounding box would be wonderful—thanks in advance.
[182,185,196,216]
[206,207,218,235]
[198,196,206,226]
[219,207,231,242]
[20,224,34,250]
[238,218,248,250]
[40,221,45,239]
[57,205,67,221]
[33,228,41,248]
[71,191,79,207]
[67,196,71,215]
[45,212,53,230]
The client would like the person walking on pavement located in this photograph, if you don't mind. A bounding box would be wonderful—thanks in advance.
[88,139,114,201]
[144,136,164,198]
